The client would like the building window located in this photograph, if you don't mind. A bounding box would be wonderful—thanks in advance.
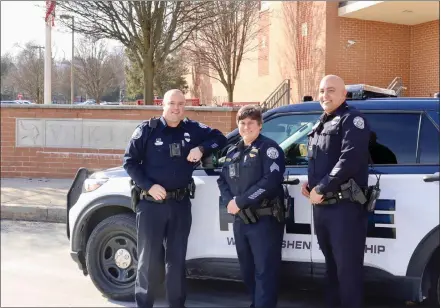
[260,1,270,11]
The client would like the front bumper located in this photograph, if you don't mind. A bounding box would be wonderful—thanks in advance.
[70,251,88,275]
[66,168,91,239]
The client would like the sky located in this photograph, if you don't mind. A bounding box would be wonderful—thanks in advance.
[1,1,123,60]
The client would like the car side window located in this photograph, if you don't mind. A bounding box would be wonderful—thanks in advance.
[215,113,321,168]
[364,113,420,165]
[261,113,321,166]
[418,113,439,164]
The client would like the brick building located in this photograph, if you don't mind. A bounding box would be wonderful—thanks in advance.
[187,1,440,105]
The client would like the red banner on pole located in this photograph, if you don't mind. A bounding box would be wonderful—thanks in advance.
[45,0,56,26]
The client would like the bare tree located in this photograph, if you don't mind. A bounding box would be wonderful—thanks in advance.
[57,1,215,105]
[280,2,324,103]
[1,53,18,100]
[74,38,116,104]
[185,1,261,102]
[8,42,44,104]
[52,60,71,103]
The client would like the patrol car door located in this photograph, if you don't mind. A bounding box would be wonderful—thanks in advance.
[186,113,322,276]
[260,113,322,274]
[310,111,440,280]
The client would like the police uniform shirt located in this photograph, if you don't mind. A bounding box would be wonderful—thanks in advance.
[307,102,370,195]
[123,117,227,191]
[217,134,286,209]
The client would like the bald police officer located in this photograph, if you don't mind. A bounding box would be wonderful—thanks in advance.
[123,89,227,308]
[302,75,370,308]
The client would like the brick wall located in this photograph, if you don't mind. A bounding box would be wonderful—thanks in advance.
[196,4,439,102]
[410,20,440,97]
[335,18,412,95]
[1,105,238,179]
[334,18,439,97]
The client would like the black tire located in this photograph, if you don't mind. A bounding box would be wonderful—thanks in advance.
[85,213,137,301]
[437,276,439,306]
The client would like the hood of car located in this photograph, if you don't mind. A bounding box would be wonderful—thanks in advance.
[97,166,129,178]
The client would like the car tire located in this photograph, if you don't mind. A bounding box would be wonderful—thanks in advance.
[85,213,138,302]
[437,276,439,306]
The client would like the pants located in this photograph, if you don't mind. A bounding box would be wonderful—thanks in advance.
[135,198,192,308]
[313,201,368,308]
[233,215,285,308]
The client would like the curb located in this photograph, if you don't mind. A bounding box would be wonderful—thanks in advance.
[0,203,66,223]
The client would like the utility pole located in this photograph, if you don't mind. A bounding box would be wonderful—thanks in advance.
[60,14,75,104]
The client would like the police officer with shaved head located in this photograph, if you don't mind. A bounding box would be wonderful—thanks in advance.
[301,75,371,308]
[217,105,286,308]
[123,89,227,308]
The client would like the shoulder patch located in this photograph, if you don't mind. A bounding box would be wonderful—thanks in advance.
[353,116,365,129]
[266,147,279,159]
[131,126,143,139]
[198,122,208,129]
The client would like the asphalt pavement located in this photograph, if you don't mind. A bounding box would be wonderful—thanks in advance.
[1,220,412,308]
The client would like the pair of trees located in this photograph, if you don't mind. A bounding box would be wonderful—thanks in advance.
[57,1,261,104]
[1,39,124,104]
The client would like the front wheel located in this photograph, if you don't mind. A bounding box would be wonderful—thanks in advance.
[85,213,137,301]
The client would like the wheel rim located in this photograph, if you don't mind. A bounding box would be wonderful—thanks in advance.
[99,232,138,287]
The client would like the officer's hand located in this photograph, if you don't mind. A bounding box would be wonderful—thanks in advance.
[148,184,167,201]
[309,187,324,204]
[187,147,203,163]
[301,183,310,198]
[227,199,240,215]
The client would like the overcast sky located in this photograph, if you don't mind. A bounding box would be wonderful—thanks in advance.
[1,1,122,60]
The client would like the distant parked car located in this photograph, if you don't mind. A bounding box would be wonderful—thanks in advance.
[15,100,34,104]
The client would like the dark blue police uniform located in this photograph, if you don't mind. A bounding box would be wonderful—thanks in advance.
[217,134,286,308]
[123,116,227,308]
[307,102,370,308]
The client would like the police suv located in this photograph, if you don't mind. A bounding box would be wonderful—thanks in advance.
[66,85,440,304]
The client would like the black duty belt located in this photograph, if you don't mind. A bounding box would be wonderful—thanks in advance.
[140,188,190,203]
[320,188,367,205]
[236,197,286,224]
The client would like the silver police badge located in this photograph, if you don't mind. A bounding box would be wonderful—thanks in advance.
[353,116,365,129]
[266,147,279,159]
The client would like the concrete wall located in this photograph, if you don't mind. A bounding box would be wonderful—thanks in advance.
[1,105,238,179]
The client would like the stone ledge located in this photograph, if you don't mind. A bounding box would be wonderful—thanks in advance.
[0,104,240,112]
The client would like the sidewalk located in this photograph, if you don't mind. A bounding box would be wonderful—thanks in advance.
[1,178,72,223]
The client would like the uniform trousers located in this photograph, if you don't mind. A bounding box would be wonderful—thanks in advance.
[233,215,285,308]
[313,201,369,308]
[135,198,192,308]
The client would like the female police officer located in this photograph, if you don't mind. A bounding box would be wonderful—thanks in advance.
[217,105,286,308]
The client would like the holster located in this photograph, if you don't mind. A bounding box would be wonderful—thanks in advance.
[188,178,196,199]
[364,184,381,212]
[130,180,141,212]
[321,179,368,205]
[237,196,286,224]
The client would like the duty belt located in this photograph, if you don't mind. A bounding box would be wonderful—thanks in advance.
[321,188,367,205]
[237,197,286,224]
[140,188,190,203]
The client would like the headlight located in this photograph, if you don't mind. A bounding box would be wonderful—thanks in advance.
[84,172,109,192]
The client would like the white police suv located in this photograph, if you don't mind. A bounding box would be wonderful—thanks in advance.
[66,85,440,305]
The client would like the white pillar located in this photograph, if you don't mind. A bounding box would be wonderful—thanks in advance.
[44,20,52,104]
